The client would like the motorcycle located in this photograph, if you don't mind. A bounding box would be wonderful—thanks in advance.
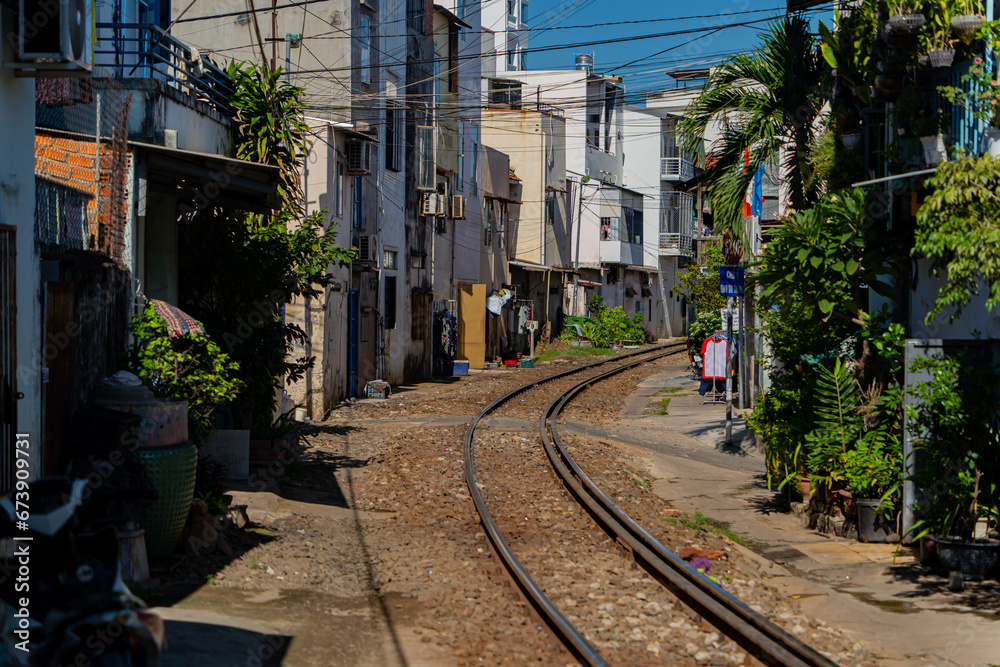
[0,477,164,666]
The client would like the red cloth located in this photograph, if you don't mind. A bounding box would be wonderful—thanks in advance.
[150,299,205,338]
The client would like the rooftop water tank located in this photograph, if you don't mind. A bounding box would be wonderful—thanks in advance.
[575,54,594,76]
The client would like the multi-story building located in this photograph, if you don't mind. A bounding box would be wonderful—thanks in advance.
[481,0,528,76]
[621,106,695,338]
[501,58,660,330]
[482,101,569,348]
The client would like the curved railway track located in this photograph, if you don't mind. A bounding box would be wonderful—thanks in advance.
[463,343,837,667]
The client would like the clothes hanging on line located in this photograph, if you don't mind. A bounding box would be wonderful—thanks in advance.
[701,334,728,380]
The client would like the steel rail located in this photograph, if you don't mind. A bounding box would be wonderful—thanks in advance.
[540,361,838,667]
[463,343,684,667]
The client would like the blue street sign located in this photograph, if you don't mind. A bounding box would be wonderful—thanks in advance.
[720,266,745,297]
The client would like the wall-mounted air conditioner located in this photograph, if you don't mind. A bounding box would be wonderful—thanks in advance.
[435,193,448,217]
[6,0,93,75]
[451,195,466,220]
[346,139,372,175]
[421,191,440,217]
[356,234,376,262]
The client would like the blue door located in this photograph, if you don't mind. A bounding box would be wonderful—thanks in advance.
[348,289,359,397]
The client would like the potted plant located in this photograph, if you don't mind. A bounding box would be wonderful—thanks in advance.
[906,352,1000,580]
[923,1,956,68]
[886,0,925,34]
[951,0,984,41]
[911,108,950,164]
[939,25,1000,156]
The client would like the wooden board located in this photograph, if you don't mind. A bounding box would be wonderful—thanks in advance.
[43,281,75,476]
[456,283,486,369]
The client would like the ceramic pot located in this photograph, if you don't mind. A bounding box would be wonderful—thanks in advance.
[933,536,1000,581]
[857,499,895,543]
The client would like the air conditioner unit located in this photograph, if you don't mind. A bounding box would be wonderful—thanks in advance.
[436,193,448,217]
[346,139,371,175]
[421,192,440,217]
[451,195,466,220]
[12,0,93,75]
[356,234,376,262]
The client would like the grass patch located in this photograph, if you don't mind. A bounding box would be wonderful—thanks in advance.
[648,397,671,415]
[535,347,616,363]
[659,386,685,394]
[660,510,747,546]
[626,470,652,491]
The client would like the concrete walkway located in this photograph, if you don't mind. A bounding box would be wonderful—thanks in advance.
[617,364,1000,667]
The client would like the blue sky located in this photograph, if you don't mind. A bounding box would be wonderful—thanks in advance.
[523,1,832,96]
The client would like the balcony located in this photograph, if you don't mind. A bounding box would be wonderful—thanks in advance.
[601,239,643,265]
[95,23,234,116]
[659,232,693,257]
[661,157,694,182]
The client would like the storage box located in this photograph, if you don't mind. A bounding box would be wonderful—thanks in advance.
[441,361,470,375]
[520,358,534,368]
[364,380,391,398]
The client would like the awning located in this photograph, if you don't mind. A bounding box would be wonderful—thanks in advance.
[577,280,602,287]
[509,260,549,272]
[434,4,472,29]
[131,141,281,214]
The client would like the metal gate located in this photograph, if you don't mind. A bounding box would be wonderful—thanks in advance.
[0,226,17,494]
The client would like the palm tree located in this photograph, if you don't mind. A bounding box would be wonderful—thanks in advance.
[679,15,824,239]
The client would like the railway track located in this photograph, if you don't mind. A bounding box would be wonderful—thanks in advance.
[464,343,837,667]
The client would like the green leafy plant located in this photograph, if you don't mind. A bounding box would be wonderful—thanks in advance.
[680,15,824,240]
[178,62,356,432]
[752,189,896,326]
[914,155,1000,323]
[586,293,606,317]
[906,352,1000,541]
[127,303,242,443]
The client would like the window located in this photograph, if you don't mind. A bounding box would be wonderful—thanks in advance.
[360,16,371,85]
[384,276,397,329]
[507,0,516,19]
[484,200,494,246]
[416,126,436,190]
[383,249,398,270]
[335,162,344,216]
[410,252,426,269]
[406,0,424,33]
[352,175,363,228]
[521,1,527,22]
[497,202,506,250]
[456,122,465,192]
[457,0,466,20]
[385,102,401,172]
[470,124,479,196]
[545,191,554,224]
[507,48,516,69]
[636,300,644,319]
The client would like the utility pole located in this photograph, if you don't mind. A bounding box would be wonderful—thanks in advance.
[725,296,734,446]
[571,176,587,316]
[271,0,278,71]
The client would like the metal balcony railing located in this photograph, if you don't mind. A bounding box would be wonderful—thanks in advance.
[95,23,234,116]
[660,157,694,182]
[659,232,693,257]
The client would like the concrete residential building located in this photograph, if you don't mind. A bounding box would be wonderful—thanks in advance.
[481,0,528,76]
[173,0,386,411]
[622,105,695,338]
[482,103,569,348]
[502,59,659,332]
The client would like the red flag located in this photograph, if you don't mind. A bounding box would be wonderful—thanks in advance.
[742,148,751,218]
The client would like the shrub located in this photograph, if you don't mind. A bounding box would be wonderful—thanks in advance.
[127,303,243,443]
